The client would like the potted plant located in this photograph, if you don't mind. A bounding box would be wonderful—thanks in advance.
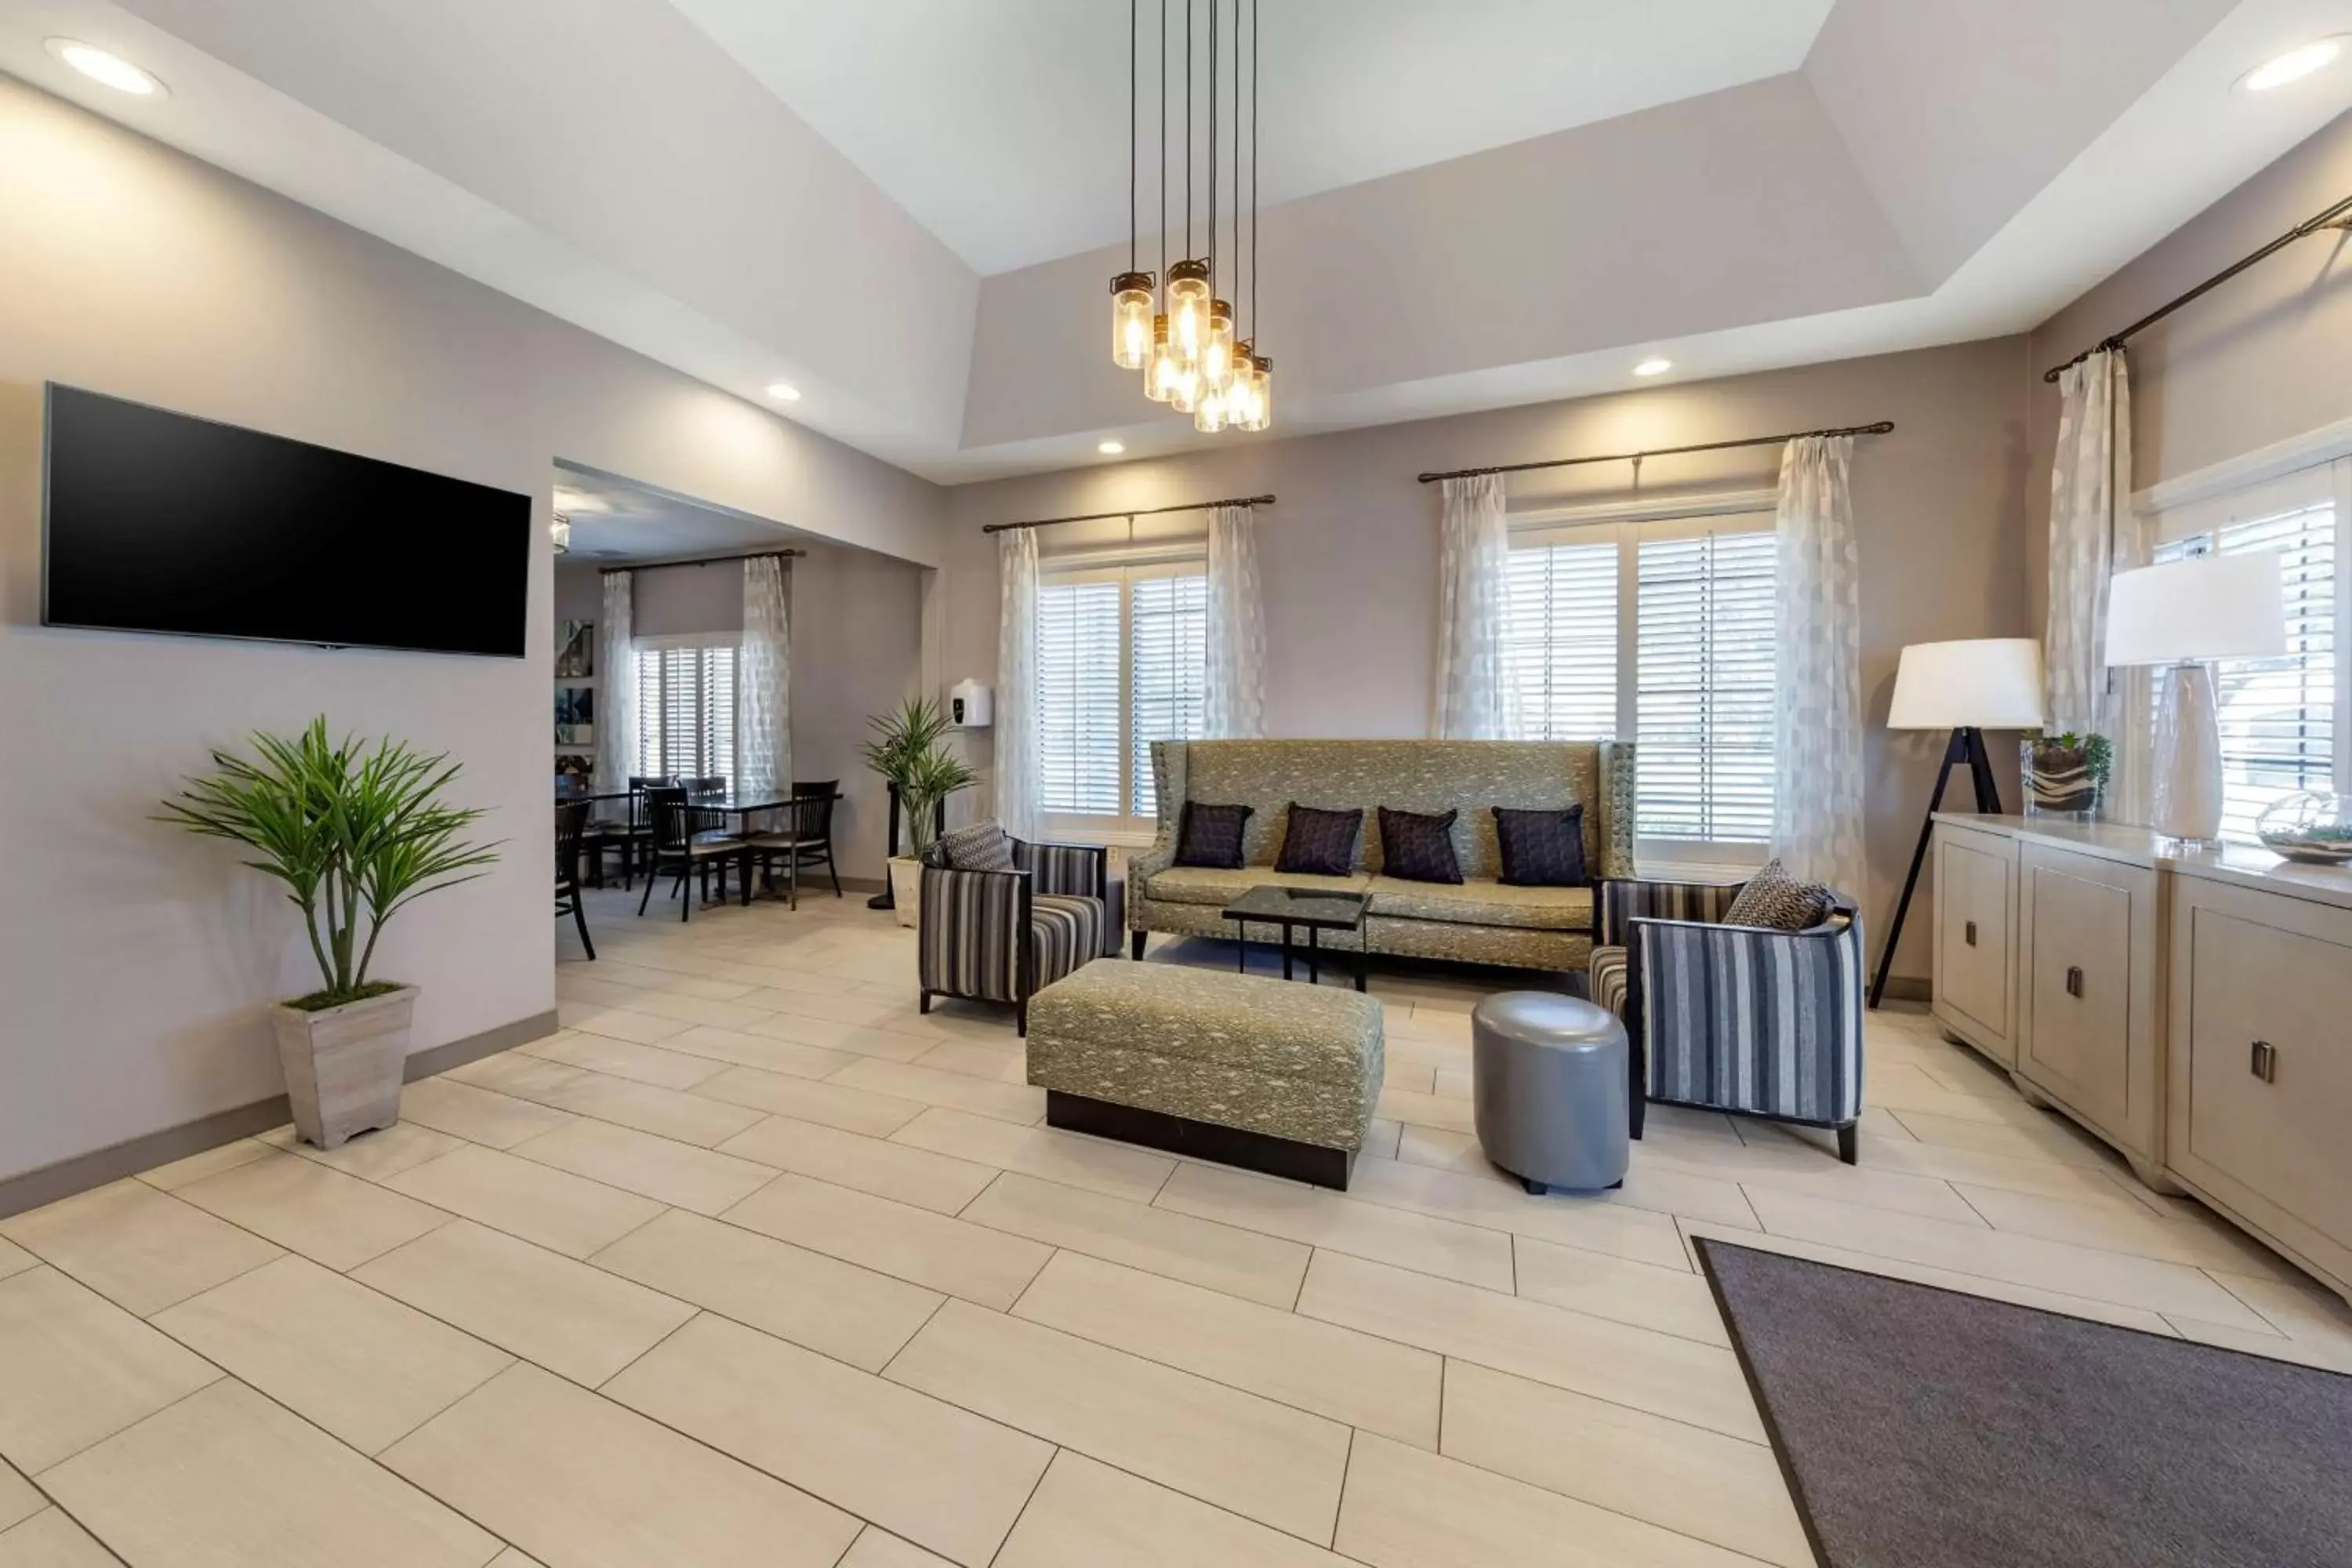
[860,697,978,927]
[2021,731,2112,820]
[160,720,499,1148]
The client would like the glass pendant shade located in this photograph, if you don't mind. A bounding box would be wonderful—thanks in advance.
[1144,314,1178,402]
[1202,300,1236,389]
[1167,260,1211,361]
[1169,360,1201,415]
[1193,379,1228,434]
[1248,354,1272,431]
[1109,271,1154,371]
[1227,343,1261,430]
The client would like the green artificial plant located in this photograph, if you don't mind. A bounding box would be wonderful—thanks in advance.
[860,697,978,854]
[160,719,501,1011]
[2027,729,2114,789]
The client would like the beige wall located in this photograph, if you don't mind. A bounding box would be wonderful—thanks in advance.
[2025,106,2352,626]
[942,338,2037,983]
[0,75,944,1184]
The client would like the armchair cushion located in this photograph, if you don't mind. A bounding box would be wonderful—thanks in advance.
[1029,895,1105,989]
[938,819,1015,872]
[1588,945,1630,1017]
[1722,858,1832,931]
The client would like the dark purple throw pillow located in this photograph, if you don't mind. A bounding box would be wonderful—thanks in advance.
[1275,804,1363,877]
[1174,802,1253,869]
[1494,804,1588,887]
[1379,807,1462,884]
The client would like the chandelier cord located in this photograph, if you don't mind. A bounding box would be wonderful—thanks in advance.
[1249,0,1258,339]
[1184,0,1192,263]
[1158,0,1167,301]
[1207,0,1218,287]
[1129,0,1137,276]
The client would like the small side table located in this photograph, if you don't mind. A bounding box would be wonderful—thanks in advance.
[1220,885,1371,991]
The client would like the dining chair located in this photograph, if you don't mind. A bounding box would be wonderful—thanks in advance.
[554,799,597,960]
[742,782,838,912]
[636,787,751,922]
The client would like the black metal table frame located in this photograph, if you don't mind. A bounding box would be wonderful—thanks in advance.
[1225,908,1370,992]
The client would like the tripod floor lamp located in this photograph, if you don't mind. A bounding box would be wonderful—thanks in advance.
[1870,638,2047,1009]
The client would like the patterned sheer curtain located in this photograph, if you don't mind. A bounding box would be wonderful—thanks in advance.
[2047,350,2148,822]
[994,528,1043,839]
[736,555,790,797]
[1434,473,1512,739]
[1770,435,1867,898]
[596,571,637,789]
[1204,504,1266,738]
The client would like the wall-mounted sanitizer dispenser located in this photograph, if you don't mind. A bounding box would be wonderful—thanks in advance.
[949,681,993,728]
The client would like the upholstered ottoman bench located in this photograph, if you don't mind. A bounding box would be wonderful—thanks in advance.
[1025,962,1383,1190]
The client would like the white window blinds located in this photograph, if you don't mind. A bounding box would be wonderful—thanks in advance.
[1036,561,1208,825]
[1037,577,1123,815]
[1507,510,1777,851]
[2154,493,2338,842]
[1130,572,1209,818]
[1636,529,1777,845]
[635,641,736,780]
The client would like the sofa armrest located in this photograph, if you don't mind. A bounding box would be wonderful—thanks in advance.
[1595,741,1639,881]
[1595,877,1745,947]
[918,863,1033,1003]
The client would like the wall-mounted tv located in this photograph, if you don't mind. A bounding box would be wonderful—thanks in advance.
[42,384,531,658]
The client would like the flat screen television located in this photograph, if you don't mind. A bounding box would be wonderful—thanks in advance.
[42,383,531,658]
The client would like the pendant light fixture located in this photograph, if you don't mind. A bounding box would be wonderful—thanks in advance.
[1114,0,1269,434]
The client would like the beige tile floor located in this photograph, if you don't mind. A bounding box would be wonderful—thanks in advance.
[5,884,2352,1566]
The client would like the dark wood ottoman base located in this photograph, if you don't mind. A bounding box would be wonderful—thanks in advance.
[1045,1091,1356,1191]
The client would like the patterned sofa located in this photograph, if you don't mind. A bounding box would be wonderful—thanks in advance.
[1127,739,1635,973]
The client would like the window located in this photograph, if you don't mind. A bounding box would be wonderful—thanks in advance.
[2150,460,2344,842]
[1036,559,1208,829]
[635,637,736,780]
[1506,502,1778,859]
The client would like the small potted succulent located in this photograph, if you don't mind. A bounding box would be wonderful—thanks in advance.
[2021,731,2112,820]
[160,720,499,1148]
[860,697,977,927]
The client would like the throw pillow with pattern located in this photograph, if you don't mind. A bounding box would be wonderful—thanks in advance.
[1174,801,1254,869]
[1275,803,1363,877]
[1494,805,1587,887]
[1378,807,1462,884]
[937,819,1015,872]
[1723,858,1834,930]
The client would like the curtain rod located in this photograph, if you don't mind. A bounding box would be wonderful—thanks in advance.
[2041,192,2352,384]
[1416,423,1893,485]
[596,548,802,575]
[983,494,1276,533]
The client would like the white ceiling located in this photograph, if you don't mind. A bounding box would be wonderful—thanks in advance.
[670,0,1837,275]
[9,0,2352,492]
[552,463,805,562]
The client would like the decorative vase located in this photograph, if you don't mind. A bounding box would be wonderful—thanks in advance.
[268,985,417,1149]
[2021,739,2105,820]
[887,856,923,929]
[2256,792,2352,866]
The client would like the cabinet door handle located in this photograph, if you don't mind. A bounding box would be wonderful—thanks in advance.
[2064,965,2084,999]
[1964,920,1977,947]
[2251,1040,2278,1083]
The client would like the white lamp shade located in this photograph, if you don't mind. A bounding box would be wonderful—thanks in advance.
[1886,639,2046,731]
[2104,554,2286,666]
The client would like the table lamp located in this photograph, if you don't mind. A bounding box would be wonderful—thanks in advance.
[1868,637,2047,1009]
[2104,554,2285,843]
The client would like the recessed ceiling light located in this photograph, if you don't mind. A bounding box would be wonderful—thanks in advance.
[765,382,801,402]
[45,38,166,96]
[1098,440,1125,455]
[1633,358,1674,377]
[2241,37,2344,92]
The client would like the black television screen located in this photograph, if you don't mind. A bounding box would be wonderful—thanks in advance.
[42,384,530,658]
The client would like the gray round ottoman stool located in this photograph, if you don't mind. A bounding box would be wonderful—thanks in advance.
[1471,992,1629,1195]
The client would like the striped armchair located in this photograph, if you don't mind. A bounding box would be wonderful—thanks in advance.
[1589,878,1866,1163]
[917,838,1111,1035]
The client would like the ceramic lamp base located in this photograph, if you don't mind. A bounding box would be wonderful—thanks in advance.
[2152,661,2224,843]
